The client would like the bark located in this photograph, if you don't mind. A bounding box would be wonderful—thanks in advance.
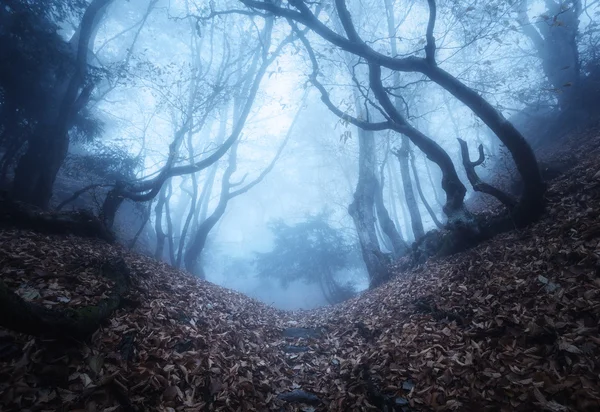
[425,159,443,208]
[129,202,151,250]
[0,258,130,339]
[11,0,113,208]
[99,181,126,229]
[367,63,469,222]
[385,160,403,236]
[374,213,392,252]
[164,181,177,265]
[310,13,395,285]
[383,0,425,239]
[410,152,443,229]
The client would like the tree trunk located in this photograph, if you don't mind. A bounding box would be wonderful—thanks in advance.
[383,0,424,240]
[519,0,581,112]
[424,159,443,208]
[164,181,177,265]
[129,202,151,250]
[410,152,443,229]
[348,128,390,288]
[99,182,125,229]
[385,160,404,237]
[11,0,113,208]
[394,140,425,239]
[458,138,518,209]
[154,184,168,261]
[246,0,545,223]
[184,142,240,276]
[421,64,545,223]
[374,177,409,257]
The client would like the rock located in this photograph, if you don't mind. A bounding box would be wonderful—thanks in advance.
[277,389,321,405]
[282,327,323,339]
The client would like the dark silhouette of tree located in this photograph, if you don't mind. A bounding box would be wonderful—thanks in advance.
[255,212,358,304]
[10,0,114,208]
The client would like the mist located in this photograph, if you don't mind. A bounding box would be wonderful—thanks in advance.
[1,0,599,310]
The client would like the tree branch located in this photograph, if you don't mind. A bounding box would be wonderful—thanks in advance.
[457,138,517,209]
[425,0,438,65]
[292,23,392,132]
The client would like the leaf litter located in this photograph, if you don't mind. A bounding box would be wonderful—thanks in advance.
[1,128,600,411]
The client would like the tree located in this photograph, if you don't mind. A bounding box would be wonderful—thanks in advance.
[10,0,114,208]
[384,0,424,240]
[392,143,425,239]
[234,0,546,224]
[97,15,296,229]
[0,1,101,185]
[519,0,582,112]
[255,212,357,304]
[183,94,295,276]
[348,126,393,287]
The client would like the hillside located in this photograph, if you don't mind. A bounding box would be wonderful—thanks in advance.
[1,127,600,411]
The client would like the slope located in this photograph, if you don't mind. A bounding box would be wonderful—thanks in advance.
[0,126,600,411]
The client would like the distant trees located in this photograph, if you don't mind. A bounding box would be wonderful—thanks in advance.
[183,115,292,277]
[97,16,287,230]
[519,0,582,112]
[255,212,358,304]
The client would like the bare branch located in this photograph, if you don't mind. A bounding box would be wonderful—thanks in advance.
[425,0,437,65]
[457,138,517,209]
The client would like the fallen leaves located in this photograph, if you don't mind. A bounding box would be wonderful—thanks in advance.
[0,128,600,411]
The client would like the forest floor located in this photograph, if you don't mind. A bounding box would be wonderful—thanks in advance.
[1,125,600,411]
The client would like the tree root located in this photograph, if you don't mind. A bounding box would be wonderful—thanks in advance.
[0,258,130,340]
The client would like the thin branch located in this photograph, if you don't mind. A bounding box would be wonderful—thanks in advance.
[56,184,114,211]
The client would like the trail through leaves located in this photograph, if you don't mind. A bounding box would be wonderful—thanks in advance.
[1,128,600,411]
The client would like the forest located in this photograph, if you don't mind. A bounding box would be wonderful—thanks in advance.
[0,0,600,410]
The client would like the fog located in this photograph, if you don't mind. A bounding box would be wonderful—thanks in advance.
[1,0,599,309]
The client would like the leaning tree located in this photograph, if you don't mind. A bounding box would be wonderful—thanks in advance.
[230,0,546,226]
